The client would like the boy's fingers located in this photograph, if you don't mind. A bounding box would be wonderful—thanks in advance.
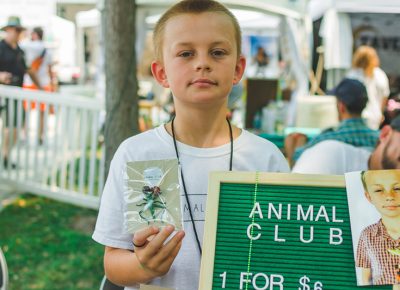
[165,237,183,262]
[137,226,183,272]
[151,241,183,276]
[143,225,175,257]
[157,230,185,261]
[159,241,183,271]
[150,230,184,270]
[133,226,159,248]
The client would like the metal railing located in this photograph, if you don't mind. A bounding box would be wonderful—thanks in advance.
[0,85,105,209]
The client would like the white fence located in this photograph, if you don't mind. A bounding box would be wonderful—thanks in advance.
[0,85,105,209]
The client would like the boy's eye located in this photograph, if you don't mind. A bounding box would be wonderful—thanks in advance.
[211,49,227,58]
[178,51,193,58]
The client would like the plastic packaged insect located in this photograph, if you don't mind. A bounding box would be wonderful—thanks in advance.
[123,159,182,233]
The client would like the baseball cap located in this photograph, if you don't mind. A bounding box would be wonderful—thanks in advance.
[329,78,368,114]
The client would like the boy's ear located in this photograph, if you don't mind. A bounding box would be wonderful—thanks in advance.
[364,191,372,202]
[233,55,246,85]
[151,61,170,88]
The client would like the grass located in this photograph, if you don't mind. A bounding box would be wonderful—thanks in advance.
[0,194,104,290]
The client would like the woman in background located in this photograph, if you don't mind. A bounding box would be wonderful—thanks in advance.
[347,46,390,130]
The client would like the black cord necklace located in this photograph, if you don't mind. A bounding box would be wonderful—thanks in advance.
[171,116,233,255]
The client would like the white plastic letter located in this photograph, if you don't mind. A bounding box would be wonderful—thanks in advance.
[300,226,314,243]
[249,202,263,219]
[330,228,343,245]
[270,274,284,290]
[332,207,343,223]
[247,223,262,240]
[240,272,253,290]
[274,225,286,242]
[252,273,269,290]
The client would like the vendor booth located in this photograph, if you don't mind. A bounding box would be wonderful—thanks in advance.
[310,0,400,93]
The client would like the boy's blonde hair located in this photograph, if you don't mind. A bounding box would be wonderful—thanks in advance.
[352,46,380,78]
[153,0,242,62]
[360,171,368,192]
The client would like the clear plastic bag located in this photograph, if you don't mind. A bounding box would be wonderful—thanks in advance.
[123,159,182,233]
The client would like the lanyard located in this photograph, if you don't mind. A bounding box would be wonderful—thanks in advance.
[171,116,233,255]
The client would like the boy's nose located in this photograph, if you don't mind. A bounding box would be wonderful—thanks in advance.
[195,55,211,71]
[386,190,396,200]
[196,63,211,71]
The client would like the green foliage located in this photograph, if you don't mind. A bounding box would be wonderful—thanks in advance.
[0,194,104,290]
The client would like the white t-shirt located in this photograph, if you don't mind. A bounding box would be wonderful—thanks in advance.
[347,67,390,130]
[20,40,52,87]
[292,140,371,175]
[92,125,289,290]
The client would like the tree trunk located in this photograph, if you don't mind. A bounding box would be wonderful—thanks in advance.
[102,0,139,179]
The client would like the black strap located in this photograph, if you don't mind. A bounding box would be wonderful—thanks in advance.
[171,116,233,255]
[40,48,46,58]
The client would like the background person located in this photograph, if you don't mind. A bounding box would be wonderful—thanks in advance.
[0,16,42,167]
[253,46,269,76]
[21,26,55,144]
[347,46,390,130]
[292,115,400,174]
[285,78,379,166]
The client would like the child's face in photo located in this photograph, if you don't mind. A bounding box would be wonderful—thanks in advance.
[364,170,400,218]
[152,12,245,108]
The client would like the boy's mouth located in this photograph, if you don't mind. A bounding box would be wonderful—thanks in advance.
[383,205,400,210]
[190,78,217,86]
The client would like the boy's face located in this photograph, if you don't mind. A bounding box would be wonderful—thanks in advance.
[364,170,400,218]
[151,12,245,108]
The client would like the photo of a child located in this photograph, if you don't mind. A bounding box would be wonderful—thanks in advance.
[346,170,400,287]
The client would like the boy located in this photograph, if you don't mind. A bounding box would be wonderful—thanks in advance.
[92,1,289,289]
[357,170,400,286]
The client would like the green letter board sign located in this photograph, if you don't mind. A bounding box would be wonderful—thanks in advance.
[199,172,392,290]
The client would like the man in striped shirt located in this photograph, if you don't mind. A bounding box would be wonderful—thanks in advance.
[285,78,379,166]
[357,170,400,286]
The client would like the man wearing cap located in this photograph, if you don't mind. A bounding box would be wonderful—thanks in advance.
[292,115,400,174]
[0,16,42,167]
[285,78,379,166]
[0,16,25,86]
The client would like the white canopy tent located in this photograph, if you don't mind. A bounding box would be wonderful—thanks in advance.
[309,0,400,89]
[309,0,400,20]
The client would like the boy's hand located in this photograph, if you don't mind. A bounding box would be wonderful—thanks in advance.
[133,225,185,278]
